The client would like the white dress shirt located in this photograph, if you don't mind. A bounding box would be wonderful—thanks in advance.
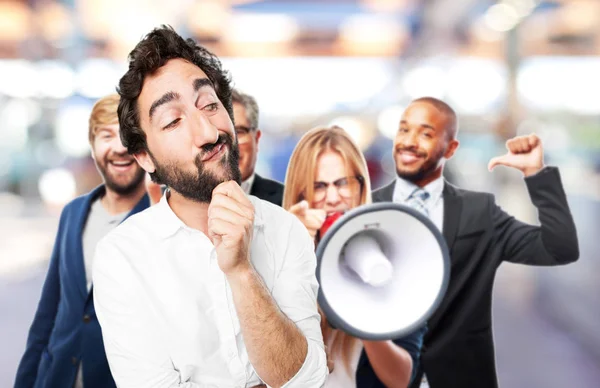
[93,193,328,388]
[392,176,445,232]
[241,173,256,195]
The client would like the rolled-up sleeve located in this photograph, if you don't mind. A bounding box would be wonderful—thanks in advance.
[270,218,328,387]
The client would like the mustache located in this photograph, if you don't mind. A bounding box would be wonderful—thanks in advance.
[200,133,234,155]
[106,151,135,162]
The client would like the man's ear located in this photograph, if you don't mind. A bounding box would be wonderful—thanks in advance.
[254,129,262,149]
[133,150,156,174]
[444,139,459,160]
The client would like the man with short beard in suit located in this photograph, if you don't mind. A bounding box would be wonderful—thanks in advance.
[373,96,579,388]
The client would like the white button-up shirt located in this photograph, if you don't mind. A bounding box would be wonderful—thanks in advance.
[93,193,328,388]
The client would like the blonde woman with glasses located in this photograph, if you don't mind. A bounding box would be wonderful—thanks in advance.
[283,125,426,388]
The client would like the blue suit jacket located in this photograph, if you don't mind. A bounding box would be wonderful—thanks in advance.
[15,186,149,388]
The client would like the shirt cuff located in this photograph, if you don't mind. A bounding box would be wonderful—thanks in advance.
[279,338,328,388]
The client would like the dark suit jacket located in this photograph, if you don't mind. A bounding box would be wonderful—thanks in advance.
[372,167,579,388]
[15,186,149,388]
[250,173,284,207]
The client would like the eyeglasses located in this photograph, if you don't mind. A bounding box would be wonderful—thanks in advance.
[235,126,255,145]
[313,176,364,202]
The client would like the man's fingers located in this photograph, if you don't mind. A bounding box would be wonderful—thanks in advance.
[210,192,254,221]
[528,133,540,148]
[209,206,250,227]
[208,217,245,241]
[213,180,250,205]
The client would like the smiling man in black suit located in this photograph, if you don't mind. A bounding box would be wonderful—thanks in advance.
[373,96,579,388]
[232,89,284,206]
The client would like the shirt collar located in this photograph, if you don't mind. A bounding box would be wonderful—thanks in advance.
[393,175,445,204]
[153,188,264,240]
[241,173,256,195]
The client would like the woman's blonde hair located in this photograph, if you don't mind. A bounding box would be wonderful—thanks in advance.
[283,125,372,374]
[283,125,371,210]
[88,94,120,144]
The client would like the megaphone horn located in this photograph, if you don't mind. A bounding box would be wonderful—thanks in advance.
[315,203,450,340]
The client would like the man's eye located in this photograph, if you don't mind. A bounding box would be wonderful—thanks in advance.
[204,103,218,112]
[164,118,181,129]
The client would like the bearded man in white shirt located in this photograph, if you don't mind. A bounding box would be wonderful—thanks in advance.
[92,25,328,388]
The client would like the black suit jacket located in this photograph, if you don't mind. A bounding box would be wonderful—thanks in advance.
[250,174,284,207]
[372,167,579,388]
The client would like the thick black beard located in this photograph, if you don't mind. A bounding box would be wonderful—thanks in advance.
[150,133,241,203]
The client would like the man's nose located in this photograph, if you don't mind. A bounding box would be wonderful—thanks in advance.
[399,131,418,149]
[112,137,128,154]
[190,110,218,148]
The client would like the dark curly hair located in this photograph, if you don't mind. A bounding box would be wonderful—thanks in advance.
[117,25,234,155]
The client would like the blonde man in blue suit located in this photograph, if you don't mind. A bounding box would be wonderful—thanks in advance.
[15,94,150,388]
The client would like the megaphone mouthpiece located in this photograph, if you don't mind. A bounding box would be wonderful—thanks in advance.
[344,234,393,287]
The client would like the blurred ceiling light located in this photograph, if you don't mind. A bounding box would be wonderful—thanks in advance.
[402,65,446,100]
[0,60,38,98]
[377,105,405,140]
[0,99,41,151]
[338,14,409,56]
[76,59,120,98]
[517,59,561,110]
[38,61,76,99]
[561,60,600,115]
[38,168,77,207]
[329,116,375,151]
[361,0,413,12]
[223,13,298,43]
[79,0,178,45]
[0,2,32,40]
[37,1,74,41]
[503,0,537,18]
[517,57,600,114]
[472,18,504,42]
[224,57,391,117]
[446,59,506,115]
[187,0,230,37]
[55,102,93,157]
[485,3,520,32]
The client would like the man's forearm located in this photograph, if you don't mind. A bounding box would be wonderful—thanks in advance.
[363,340,413,388]
[227,267,308,387]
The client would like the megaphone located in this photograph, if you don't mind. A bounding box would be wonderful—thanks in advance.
[315,202,450,340]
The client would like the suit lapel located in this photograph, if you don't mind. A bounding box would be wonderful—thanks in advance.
[373,180,396,202]
[250,174,274,202]
[70,186,104,301]
[442,182,462,254]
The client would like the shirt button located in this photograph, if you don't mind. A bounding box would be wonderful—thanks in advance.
[71,356,78,365]
[83,314,91,323]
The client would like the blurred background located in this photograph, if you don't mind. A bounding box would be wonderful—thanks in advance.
[1,0,599,386]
